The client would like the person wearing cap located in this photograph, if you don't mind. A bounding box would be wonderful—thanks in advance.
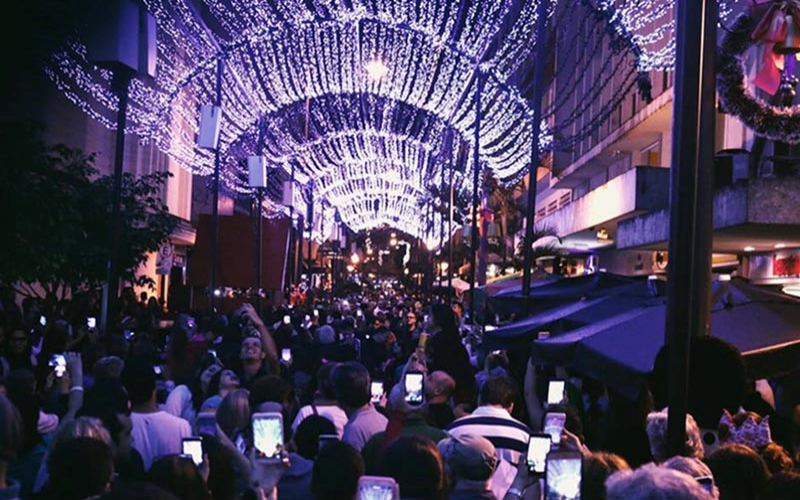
[438,434,499,500]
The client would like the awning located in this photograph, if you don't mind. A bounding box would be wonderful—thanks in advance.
[530,278,800,399]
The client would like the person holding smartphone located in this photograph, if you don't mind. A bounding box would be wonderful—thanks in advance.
[235,304,279,389]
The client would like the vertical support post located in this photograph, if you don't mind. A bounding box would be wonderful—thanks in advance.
[448,154,455,294]
[468,71,484,323]
[665,0,716,457]
[209,56,224,312]
[522,0,550,297]
[256,187,264,313]
[101,65,134,333]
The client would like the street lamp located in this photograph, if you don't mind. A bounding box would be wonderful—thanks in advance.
[365,56,389,81]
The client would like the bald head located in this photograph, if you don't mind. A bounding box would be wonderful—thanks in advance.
[425,371,456,403]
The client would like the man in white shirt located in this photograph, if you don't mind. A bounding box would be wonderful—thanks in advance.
[122,359,192,470]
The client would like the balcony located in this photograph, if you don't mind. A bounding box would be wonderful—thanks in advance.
[617,175,800,252]
[535,166,670,242]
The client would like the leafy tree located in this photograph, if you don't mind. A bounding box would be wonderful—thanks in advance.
[0,121,178,308]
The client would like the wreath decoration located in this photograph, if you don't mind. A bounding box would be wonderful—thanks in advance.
[717,3,800,144]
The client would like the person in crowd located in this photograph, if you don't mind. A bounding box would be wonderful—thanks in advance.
[1,329,34,372]
[32,416,113,494]
[232,304,279,389]
[438,433,499,500]
[293,415,337,461]
[291,362,347,438]
[378,435,447,500]
[605,464,715,500]
[201,368,241,413]
[333,361,388,452]
[476,351,510,393]
[146,454,212,500]
[215,388,251,442]
[394,310,421,358]
[425,304,476,406]
[0,394,23,500]
[645,407,704,462]
[705,443,771,500]
[121,358,192,470]
[41,437,115,500]
[717,408,794,474]
[361,377,448,473]
[660,456,719,500]
[447,374,532,465]
[311,440,364,500]
[424,370,457,429]
[763,470,800,500]
[581,452,631,500]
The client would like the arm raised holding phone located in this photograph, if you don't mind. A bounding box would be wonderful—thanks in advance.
[239,303,279,375]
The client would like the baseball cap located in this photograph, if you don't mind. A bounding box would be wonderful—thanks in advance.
[437,434,498,481]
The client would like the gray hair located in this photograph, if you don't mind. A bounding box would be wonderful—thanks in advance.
[646,407,704,462]
[661,456,719,500]
[606,464,715,500]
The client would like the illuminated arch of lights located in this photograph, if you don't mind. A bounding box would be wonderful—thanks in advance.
[43,0,742,239]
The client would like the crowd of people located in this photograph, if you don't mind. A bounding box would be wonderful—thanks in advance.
[0,286,798,500]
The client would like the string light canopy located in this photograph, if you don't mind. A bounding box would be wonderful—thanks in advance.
[44,0,730,240]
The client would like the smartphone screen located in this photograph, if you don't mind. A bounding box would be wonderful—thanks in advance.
[545,452,582,500]
[182,437,203,466]
[281,348,292,363]
[403,372,424,405]
[527,433,551,474]
[283,315,291,325]
[49,354,66,378]
[87,317,97,329]
[124,329,135,341]
[547,380,566,406]
[252,412,284,461]
[357,476,399,500]
[370,381,384,404]
[196,413,216,436]
[39,315,47,327]
[543,412,567,445]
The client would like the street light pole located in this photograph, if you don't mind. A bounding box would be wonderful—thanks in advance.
[522,0,550,298]
[209,57,224,312]
[665,0,716,458]
[101,65,134,333]
[468,71,484,323]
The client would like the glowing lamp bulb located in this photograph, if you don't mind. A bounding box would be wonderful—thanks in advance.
[365,57,389,81]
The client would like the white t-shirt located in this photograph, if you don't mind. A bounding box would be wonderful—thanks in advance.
[291,404,348,438]
[131,411,193,470]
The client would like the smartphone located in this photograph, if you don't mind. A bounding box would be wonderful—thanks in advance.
[543,412,567,445]
[39,315,47,327]
[313,309,319,317]
[403,371,424,406]
[527,433,551,475]
[304,314,311,323]
[153,365,163,376]
[252,412,284,461]
[124,329,135,341]
[545,450,582,500]
[356,309,363,317]
[281,348,292,363]
[318,434,339,452]
[181,437,204,466]
[283,315,291,325]
[49,354,66,378]
[356,475,399,500]
[196,413,216,436]
[87,317,97,329]
[547,379,566,406]
[370,381,384,404]
[697,476,714,495]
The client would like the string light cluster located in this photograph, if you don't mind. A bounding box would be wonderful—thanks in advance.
[46,0,689,239]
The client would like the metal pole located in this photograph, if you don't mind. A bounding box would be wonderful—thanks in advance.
[209,57,224,312]
[448,155,455,294]
[665,0,716,458]
[306,185,314,288]
[522,0,550,297]
[287,162,297,292]
[468,71,484,323]
[101,65,133,333]
[256,187,264,313]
